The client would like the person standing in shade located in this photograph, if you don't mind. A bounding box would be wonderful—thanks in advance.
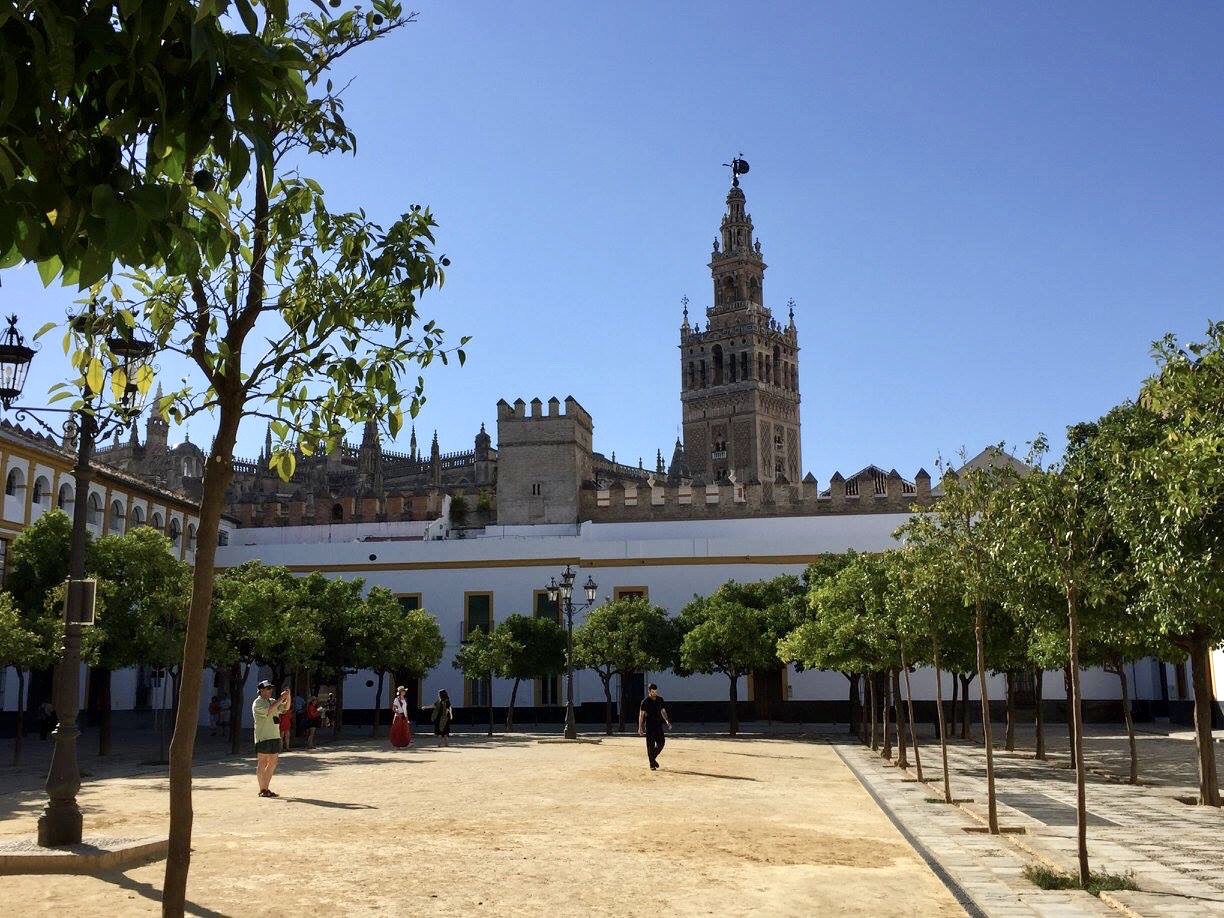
[38,699,56,740]
[304,695,321,749]
[253,680,291,797]
[431,689,453,747]
[638,683,672,770]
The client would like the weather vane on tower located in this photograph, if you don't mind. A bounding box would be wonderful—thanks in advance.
[723,153,750,187]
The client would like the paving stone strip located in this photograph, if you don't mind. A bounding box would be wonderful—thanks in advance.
[829,740,1114,917]
[832,729,1224,918]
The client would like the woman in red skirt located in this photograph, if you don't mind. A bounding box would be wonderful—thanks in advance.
[389,685,413,748]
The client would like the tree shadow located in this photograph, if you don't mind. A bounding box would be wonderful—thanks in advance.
[278,797,376,810]
[663,769,757,782]
[98,870,230,918]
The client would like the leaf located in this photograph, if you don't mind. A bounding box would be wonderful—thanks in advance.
[33,321,57,340]
[86,358,104,395]
[134,363,154,396]
[110,368,128,402]
[37,255,63,287]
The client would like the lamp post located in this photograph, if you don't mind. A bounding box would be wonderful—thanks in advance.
[0,313,154,847]
[545,565,597,740]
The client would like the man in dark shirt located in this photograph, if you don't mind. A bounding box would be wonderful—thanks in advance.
[637,683,672,770]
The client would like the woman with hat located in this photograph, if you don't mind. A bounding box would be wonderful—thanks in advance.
[389,685,413,748]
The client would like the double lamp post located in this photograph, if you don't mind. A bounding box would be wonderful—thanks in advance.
[0,312,154,847]
[544,564,597,740]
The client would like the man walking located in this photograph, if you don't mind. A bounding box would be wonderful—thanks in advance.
[253,680,291,798]
[637,683,672,770]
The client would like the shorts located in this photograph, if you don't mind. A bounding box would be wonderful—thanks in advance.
[255,739,281,754]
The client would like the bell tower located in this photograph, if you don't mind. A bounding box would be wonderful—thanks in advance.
[680,159,801,484]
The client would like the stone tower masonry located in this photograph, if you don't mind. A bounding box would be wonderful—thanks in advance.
[680,172,801,484]
[495,396,594,525]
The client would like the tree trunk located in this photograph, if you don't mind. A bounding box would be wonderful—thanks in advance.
[858,672,869,744]
[933,643,951,803]
[728,673,739,736]
[228,663,248,756]
[881,671,893,760]
[372,671,385,738]
[487,670,494,737]
[950,670,959,739]
[1066,585,1090,886]
[868,670,878,750]
[1187,633,1221,806]
[892,668,908,768]
[601,674,613,736]
[164,404,240,917]
[901,644,922,782]
[333,676,345,736]
[959,673,973,741]
[506,678,519,730]
[1004,671,1016,753]
[617,675,627,733]
[973,601,999,834]
[1034,669,1046,761]
[846,672,860,736]
[13,669,25,766]
[1064,663,1077,763]
[1114,662,1137,785]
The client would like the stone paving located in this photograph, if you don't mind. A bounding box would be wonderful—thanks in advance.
[831,722,1224,917]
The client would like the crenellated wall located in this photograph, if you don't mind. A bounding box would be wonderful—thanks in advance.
[582,467,933,523]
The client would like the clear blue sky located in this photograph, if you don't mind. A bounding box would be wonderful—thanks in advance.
[8,1,1223,481]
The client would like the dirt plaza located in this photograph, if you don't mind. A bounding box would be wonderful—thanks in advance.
[0,731,962,916]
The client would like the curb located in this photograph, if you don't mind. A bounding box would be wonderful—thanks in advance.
[827,741,987,918]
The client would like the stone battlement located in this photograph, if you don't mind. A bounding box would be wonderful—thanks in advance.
[582,467,933,522]
[496,396,593,430]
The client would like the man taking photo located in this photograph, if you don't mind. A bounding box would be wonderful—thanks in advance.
[253,680,291,798]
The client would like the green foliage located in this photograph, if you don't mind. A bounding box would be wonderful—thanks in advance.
[359,587,444,678]
[449,494,470,528]
[779,552,889,673]
[87,526,191,670]
[4,509,74,622]
[1022,865,1138,897]
[574,597,678,681]
[298,571,364,680]
[492,613,566,683]
[207,561,321,677]
[0,2,419,285]
[49,1,466,463]
[452,627,503,682]
[677,596,776,680]
[0,590,60,675]
[1097,324,1224,646]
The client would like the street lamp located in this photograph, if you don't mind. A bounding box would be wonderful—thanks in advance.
[0,312,154,847]
[545,564,598,740]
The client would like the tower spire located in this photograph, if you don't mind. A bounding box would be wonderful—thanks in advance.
[679,160,801,485]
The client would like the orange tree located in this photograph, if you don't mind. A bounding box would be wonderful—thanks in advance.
[38,6,465,908]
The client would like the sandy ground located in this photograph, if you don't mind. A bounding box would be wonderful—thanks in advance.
[1,731,963,917]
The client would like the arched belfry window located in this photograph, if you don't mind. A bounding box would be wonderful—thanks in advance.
[711,345,724,385]
[699,359,707,388]
[729,351,738,382]
[687,362,695,389]
[741,352,750,380]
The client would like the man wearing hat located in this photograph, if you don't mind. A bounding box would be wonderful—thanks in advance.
[253,680,292,798]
